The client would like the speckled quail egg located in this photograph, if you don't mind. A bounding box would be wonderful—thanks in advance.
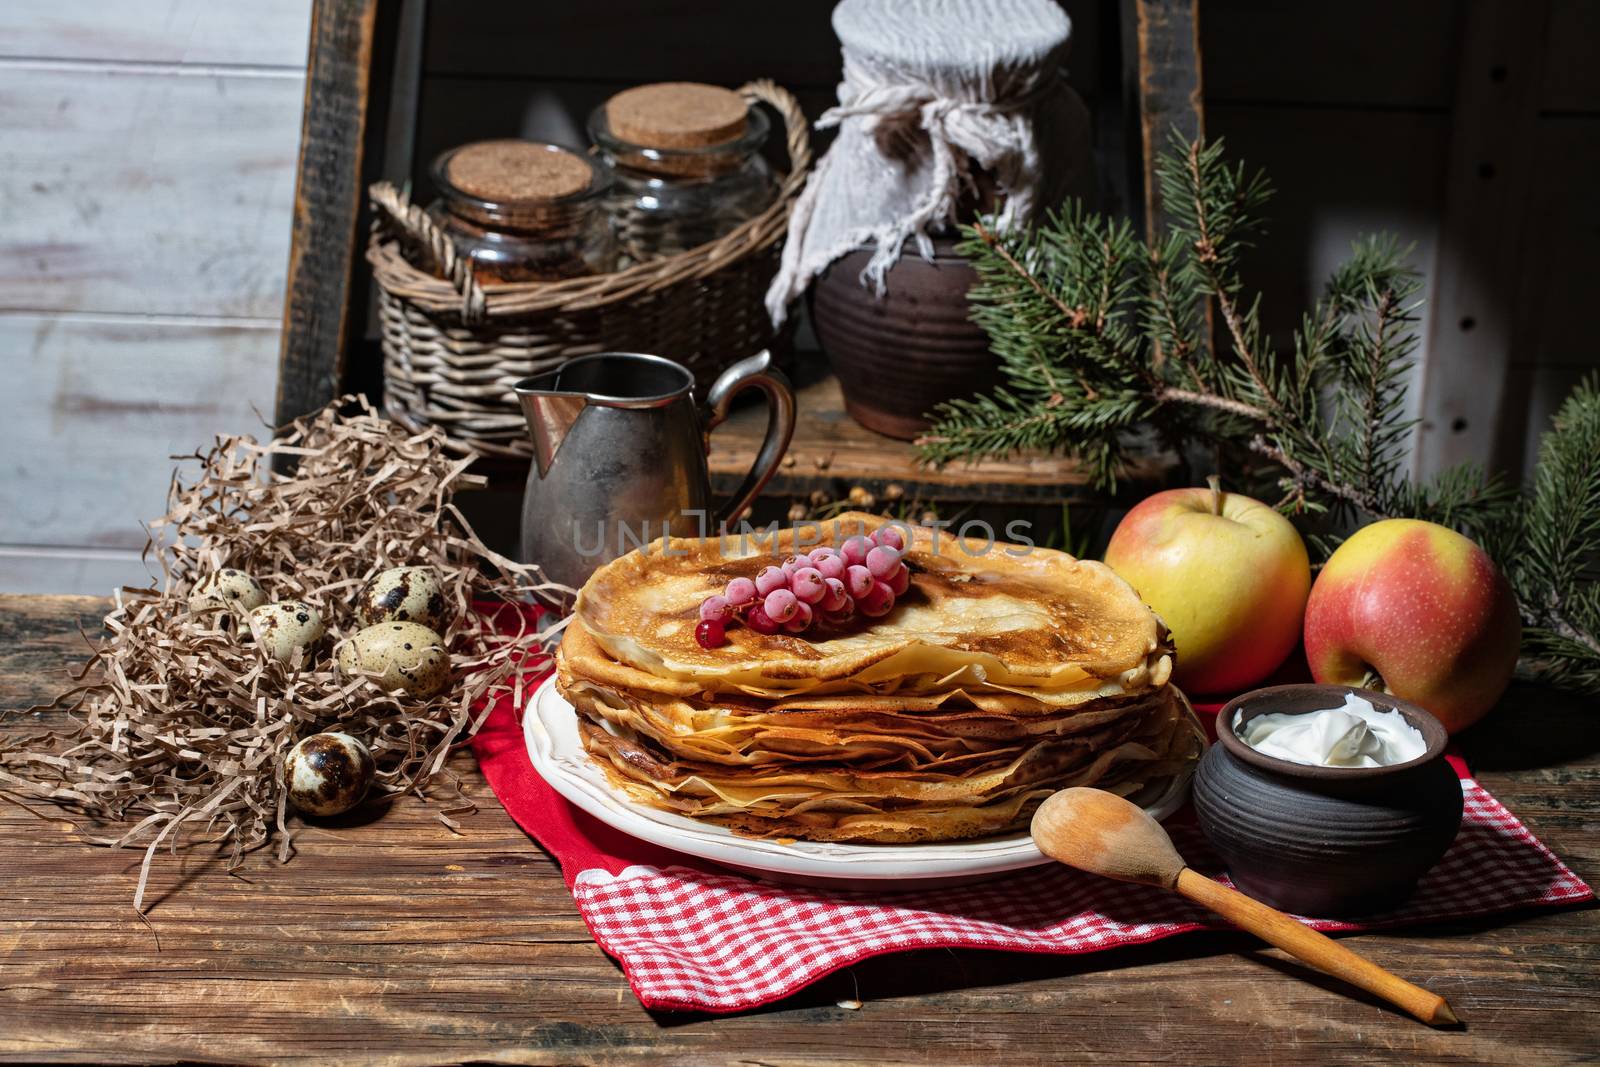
[337,621,451,697]
[187,568,267,622]
[284,731,375,816]
[356,566,449,630]
[247,601,326,663]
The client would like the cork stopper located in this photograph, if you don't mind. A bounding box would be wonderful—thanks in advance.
[605,83,748,150]
[445,140,594,202]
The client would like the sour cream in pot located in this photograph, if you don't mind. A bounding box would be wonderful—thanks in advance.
[1235,693,1427,768]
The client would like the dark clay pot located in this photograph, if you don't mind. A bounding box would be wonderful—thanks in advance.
[1192,684,1463,918]
[809,236,999,440]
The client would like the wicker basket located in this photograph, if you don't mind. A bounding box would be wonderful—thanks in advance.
[367,80,811,461]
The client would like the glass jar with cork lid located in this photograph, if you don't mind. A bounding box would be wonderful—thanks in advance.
[426,139,617,283]
[588,82,778,260]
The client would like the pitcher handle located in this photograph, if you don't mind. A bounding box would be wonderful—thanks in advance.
[705,351,796,530]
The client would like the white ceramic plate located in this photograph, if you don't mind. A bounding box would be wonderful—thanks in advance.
[524,675,1198,890]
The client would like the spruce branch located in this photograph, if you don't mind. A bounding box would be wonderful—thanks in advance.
[1508,375,1600,690]
[1167,136,1274,407]
[919,131,1600,691]
[1150,387,1266,421]
[967,220,1083,340]
[1245,434,1383,517]
[925,133,1509,527]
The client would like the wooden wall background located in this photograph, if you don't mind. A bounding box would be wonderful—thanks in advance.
[3,1,1597,594]
[0,0,313,593]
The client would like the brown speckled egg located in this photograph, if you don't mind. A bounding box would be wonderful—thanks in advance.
[336,621,451,697]
[248,601,326,663]
[356,566,449,630]
[187,569,267,622]
[284,732,375,816]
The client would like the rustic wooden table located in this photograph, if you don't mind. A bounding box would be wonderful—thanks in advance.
[2,594,1596,1065]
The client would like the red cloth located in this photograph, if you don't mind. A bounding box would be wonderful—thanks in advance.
[470,644,1592,1013]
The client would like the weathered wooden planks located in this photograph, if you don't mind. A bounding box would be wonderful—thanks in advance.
[1501,117,1600,477]
[0,0,312,68]
[0,547,151,598]
[1415,2,1553,480]
[1,593,1596,1064]
[0,314,280,557]
[1541,0,1600,113]
[1200,0,1459,109]
[0,2,310,594]
[0,65,303,318]
[418,0,1104,101]
[274,0,384,429]
[1127,0,1205,242]
[1204,102,1450,440]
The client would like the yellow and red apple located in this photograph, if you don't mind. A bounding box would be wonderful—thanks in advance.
[1303,518,1520,734]
[1104,483,1311,694]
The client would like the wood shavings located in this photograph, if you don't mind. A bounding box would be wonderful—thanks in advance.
[0,396,572,912]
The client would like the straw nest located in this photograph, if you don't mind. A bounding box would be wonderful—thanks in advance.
[0,397,570,911]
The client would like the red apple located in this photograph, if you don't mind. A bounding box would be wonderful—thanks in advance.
[1303,518,1520,734]
[1103,483,1311,694]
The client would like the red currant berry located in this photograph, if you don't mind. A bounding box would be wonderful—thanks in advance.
[699,594,732,622]
[859,581,896,617]
[845,564,874,599]
[840,535,873,567]
[783,601,814,633]
[745,605,780,635]
[724,577,758,607]
[695,619,727,649]
[873,525,906,552]
[866,544,901,579]
[887,562,911,596]
[755,566,787,597]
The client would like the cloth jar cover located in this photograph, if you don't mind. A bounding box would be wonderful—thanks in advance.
[766,0,1092,324]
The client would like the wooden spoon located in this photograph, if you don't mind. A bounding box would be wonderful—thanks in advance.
[1031,787,1459,1026]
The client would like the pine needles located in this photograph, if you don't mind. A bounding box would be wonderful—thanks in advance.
[1511,377,1600,691]
[919,131,1600,693]
[923,132,1508,532]
[919,205,1149,486]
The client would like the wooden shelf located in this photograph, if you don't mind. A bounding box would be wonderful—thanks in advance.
[707,372,1174,505]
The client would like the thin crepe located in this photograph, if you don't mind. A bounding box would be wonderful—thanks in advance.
[575,686,1204,843]
[563,673,1159,768]
[558,618,1157,712]
[575,513,1172,697]
[561,513,1200,845]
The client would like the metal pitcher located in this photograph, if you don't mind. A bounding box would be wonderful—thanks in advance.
[514,351,795,592]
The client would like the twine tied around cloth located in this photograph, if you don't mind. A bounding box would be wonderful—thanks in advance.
[766,50,1064,324]
[819,65,1054,232]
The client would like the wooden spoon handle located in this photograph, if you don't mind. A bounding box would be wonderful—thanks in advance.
[1174,868,1459,1026]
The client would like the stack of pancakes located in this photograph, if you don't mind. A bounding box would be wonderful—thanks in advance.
[555,513,1204,843]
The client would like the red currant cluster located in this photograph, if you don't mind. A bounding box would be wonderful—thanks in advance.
[695,526,910,649]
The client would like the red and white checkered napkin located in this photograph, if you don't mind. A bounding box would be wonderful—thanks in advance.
[567,783,1590,1012]
[470,676,1593,1014]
